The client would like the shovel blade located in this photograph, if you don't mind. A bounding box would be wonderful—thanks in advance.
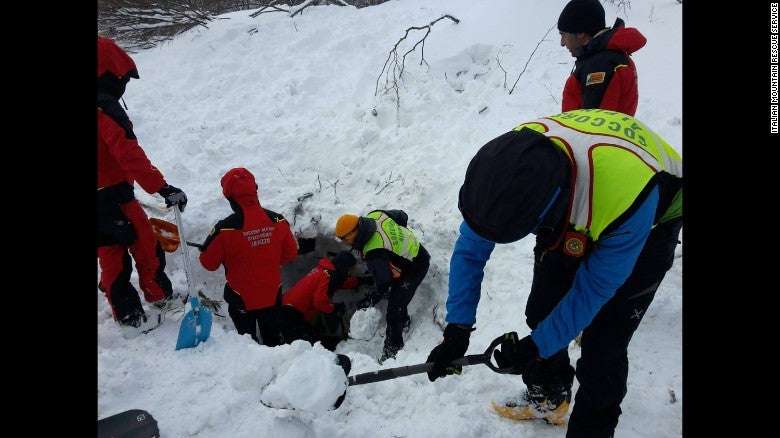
[149,218,180,252]
[175,297,213,350]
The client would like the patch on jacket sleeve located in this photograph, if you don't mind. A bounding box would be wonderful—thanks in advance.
[585,71,606,86]
[264,208,287,223]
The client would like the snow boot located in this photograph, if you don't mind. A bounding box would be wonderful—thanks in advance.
[119,308,147,329]
[491,385,571,426]
[379,340,402,363]
[333,354,352,409]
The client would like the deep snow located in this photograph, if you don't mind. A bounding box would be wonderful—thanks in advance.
[98,1,683,436]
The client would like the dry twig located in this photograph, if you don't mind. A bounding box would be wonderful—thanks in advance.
[508,23,555,95]
[374,14,460,114]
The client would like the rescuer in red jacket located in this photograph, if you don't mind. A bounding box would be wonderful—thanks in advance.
[558,0,646,115]
[282,251,371,350]
[97,36,188,328]
[198,167,304,346]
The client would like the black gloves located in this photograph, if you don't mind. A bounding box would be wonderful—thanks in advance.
[356,287,385,309]
[426,324,474,382]
[492,332,540,375]
[158,184,187,212]
[355,295,373,310]
[297,237,316,255]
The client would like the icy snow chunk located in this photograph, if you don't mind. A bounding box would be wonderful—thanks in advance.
[349,307,381,341]
[261,343,347,413]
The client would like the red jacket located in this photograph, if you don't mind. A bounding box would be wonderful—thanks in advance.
[282,258,359,321]
[98,108,166,193]
[199,168,298,311]
[97,37,166,193]
[562,19,646,116]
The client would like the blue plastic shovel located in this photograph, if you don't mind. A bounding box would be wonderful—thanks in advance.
[173,207,212,350]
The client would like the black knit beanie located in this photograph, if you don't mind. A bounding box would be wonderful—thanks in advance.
[557,0,606,36]
[458,128,570,244]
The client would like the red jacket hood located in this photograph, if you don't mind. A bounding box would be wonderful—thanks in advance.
[221,167,261,208]
[606,26,646,55]
[97,37,139,79]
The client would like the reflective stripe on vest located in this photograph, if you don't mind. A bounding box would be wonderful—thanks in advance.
[514,109,683,241]
[362,211,420,261]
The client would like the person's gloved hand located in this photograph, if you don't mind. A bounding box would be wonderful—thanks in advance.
[158,184,188,212]
[492,332,540,375]
[357,287,385,309]
[297,237,316,254]
[355,292,378,310]
[426,323,474,382]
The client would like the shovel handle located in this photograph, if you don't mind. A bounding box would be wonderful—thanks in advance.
[173,208,196,304]
[347,354,486,386]
[347,335,515,386]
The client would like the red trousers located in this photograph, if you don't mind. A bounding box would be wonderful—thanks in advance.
[98,199,172,321]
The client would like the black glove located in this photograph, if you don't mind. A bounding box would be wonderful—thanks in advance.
[356,287,384,309]
[158,184,188,212]
[357,276,375,286]
[297,237,316,255]
[492,332,540,375]
[355,295,373,310]
[426,324,474,382]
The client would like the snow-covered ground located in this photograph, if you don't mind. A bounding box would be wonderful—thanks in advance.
[98,1,683,436]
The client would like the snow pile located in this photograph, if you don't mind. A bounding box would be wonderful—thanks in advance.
[260,342,348,412]
[348,307,382,340]
[99,0,683,436]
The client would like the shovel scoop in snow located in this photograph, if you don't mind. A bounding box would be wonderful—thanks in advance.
[171,207,213,350]
[175,295,213,350]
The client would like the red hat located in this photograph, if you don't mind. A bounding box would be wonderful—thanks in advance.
[97,36,139,79]
[221,167,258,199]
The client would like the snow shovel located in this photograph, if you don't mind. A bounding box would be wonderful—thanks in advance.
[149,217,180,252]
[343,335,514,393]
[173,207,213,350]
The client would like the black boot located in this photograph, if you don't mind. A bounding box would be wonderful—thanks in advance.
[119,308,147,328]
[379,340,402,363]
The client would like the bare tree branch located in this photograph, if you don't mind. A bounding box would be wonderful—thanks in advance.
[250,0,353,19]
[289,0,317,17]
[543,81,559,105]
[508,23,555,95]
[374,14,460,116]
[375,171,402,195]
[98,0,217,52]
[432,304,446,332]
[328,178,341,203]
[605,0,632,15]
[495,53,508,90]
[249,0,288,17]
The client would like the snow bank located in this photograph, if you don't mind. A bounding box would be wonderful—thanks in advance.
[348,307,382,341]
[260,342,348,413]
